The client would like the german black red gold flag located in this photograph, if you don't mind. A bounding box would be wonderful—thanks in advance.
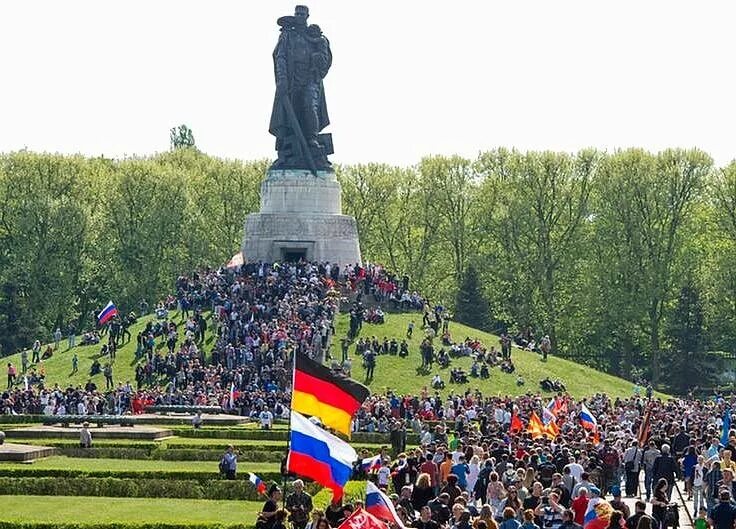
[293,354,370,436]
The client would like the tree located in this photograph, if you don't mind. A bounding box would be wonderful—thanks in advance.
[666,282,707,394]
[591,149,710,384]
[455,265,490,331]
[170,124,195,149]
[476,149,597,350]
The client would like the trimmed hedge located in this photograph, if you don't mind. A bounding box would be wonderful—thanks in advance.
[56,447,283,462]
[0,477,295,501]
[170,427,417,445]
[0,467,283,483]
[0,415,44,424]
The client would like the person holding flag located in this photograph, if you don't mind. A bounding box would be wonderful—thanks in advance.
[365,481,406,529]
[97,301,118,327]
[579,403,600,444]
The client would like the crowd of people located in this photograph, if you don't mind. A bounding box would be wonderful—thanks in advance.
[4,259,736,529]
[256,392,736,529]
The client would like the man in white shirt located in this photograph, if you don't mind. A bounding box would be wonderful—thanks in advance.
[259,409,274,430]
[565,457,584,482]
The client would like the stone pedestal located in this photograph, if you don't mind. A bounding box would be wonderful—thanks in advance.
[243,169,361,265]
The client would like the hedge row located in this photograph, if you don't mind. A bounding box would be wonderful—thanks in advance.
[0,477,309,501]
[0,415,44,424]
[0,468,283,483]
[57,447,283,462]
[171,427,417,445]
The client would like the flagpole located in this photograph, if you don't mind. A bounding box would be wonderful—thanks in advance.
[283,349,297,508]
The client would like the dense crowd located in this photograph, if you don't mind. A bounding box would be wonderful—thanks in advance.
[5,259,736,529]
[259,393,736,529]
[1,261,429,422]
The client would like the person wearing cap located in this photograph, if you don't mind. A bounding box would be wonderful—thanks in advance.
[608,486,630,519]
[427,492,452,525]
[558,509,582,529]
[219,445,238,480]
[535,491,564,529]
[708,490,736,529]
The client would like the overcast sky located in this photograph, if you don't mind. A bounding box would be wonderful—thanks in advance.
[1,1,735,166]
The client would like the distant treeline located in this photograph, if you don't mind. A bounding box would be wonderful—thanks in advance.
[1,147,734,392]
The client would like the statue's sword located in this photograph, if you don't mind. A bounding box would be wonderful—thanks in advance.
[280,93,319,177]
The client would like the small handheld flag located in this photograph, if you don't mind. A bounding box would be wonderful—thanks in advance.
[366,481,406,528]
[248,473,267,495]
[97,301,118,326]
[526,411,545,439]
[361,454,382,472]
[510,413,523,433]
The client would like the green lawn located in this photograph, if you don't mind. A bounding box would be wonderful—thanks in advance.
[334,312,667,399]
[0,455,277,474]
[2,312,216,389]
[3,307,660,399]
[0,495,261,526]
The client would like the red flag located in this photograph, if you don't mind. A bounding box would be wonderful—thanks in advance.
[637,405,652,446]
[337,508,389,529]
[510,413,523,433]
[526,411,545,439]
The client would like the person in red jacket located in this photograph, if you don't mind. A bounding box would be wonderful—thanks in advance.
[571,488,590,526]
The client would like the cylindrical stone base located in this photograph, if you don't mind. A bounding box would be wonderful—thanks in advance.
[242,169,362,266]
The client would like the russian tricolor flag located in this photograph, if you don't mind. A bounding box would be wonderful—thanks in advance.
[97,301,118,326]
[584,497,603,524]
[248,472,267,495]
[361,454,382,472]
[365,481,406,528]
[579,403,598,430]
[287,411,357,501]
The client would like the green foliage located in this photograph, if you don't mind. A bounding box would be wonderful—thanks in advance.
[0,151,265,356]
[0,477,262,500]
[0,467,282,483]
[455,265,490,331]
[2,147,736,392]
[666,282,708,393]
[312,480,366,510]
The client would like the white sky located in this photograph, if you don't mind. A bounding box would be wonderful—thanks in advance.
[1,1,735,166]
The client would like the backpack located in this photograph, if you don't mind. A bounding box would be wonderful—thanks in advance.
[219,457,227,475]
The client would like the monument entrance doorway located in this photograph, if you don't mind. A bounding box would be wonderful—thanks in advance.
[282,248,307,262]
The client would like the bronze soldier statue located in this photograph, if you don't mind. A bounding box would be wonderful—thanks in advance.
[269,5,333,174]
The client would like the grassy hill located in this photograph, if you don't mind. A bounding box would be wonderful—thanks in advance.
[1,313,212,390]
[2,310,660,399]
[333,312,663,399]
